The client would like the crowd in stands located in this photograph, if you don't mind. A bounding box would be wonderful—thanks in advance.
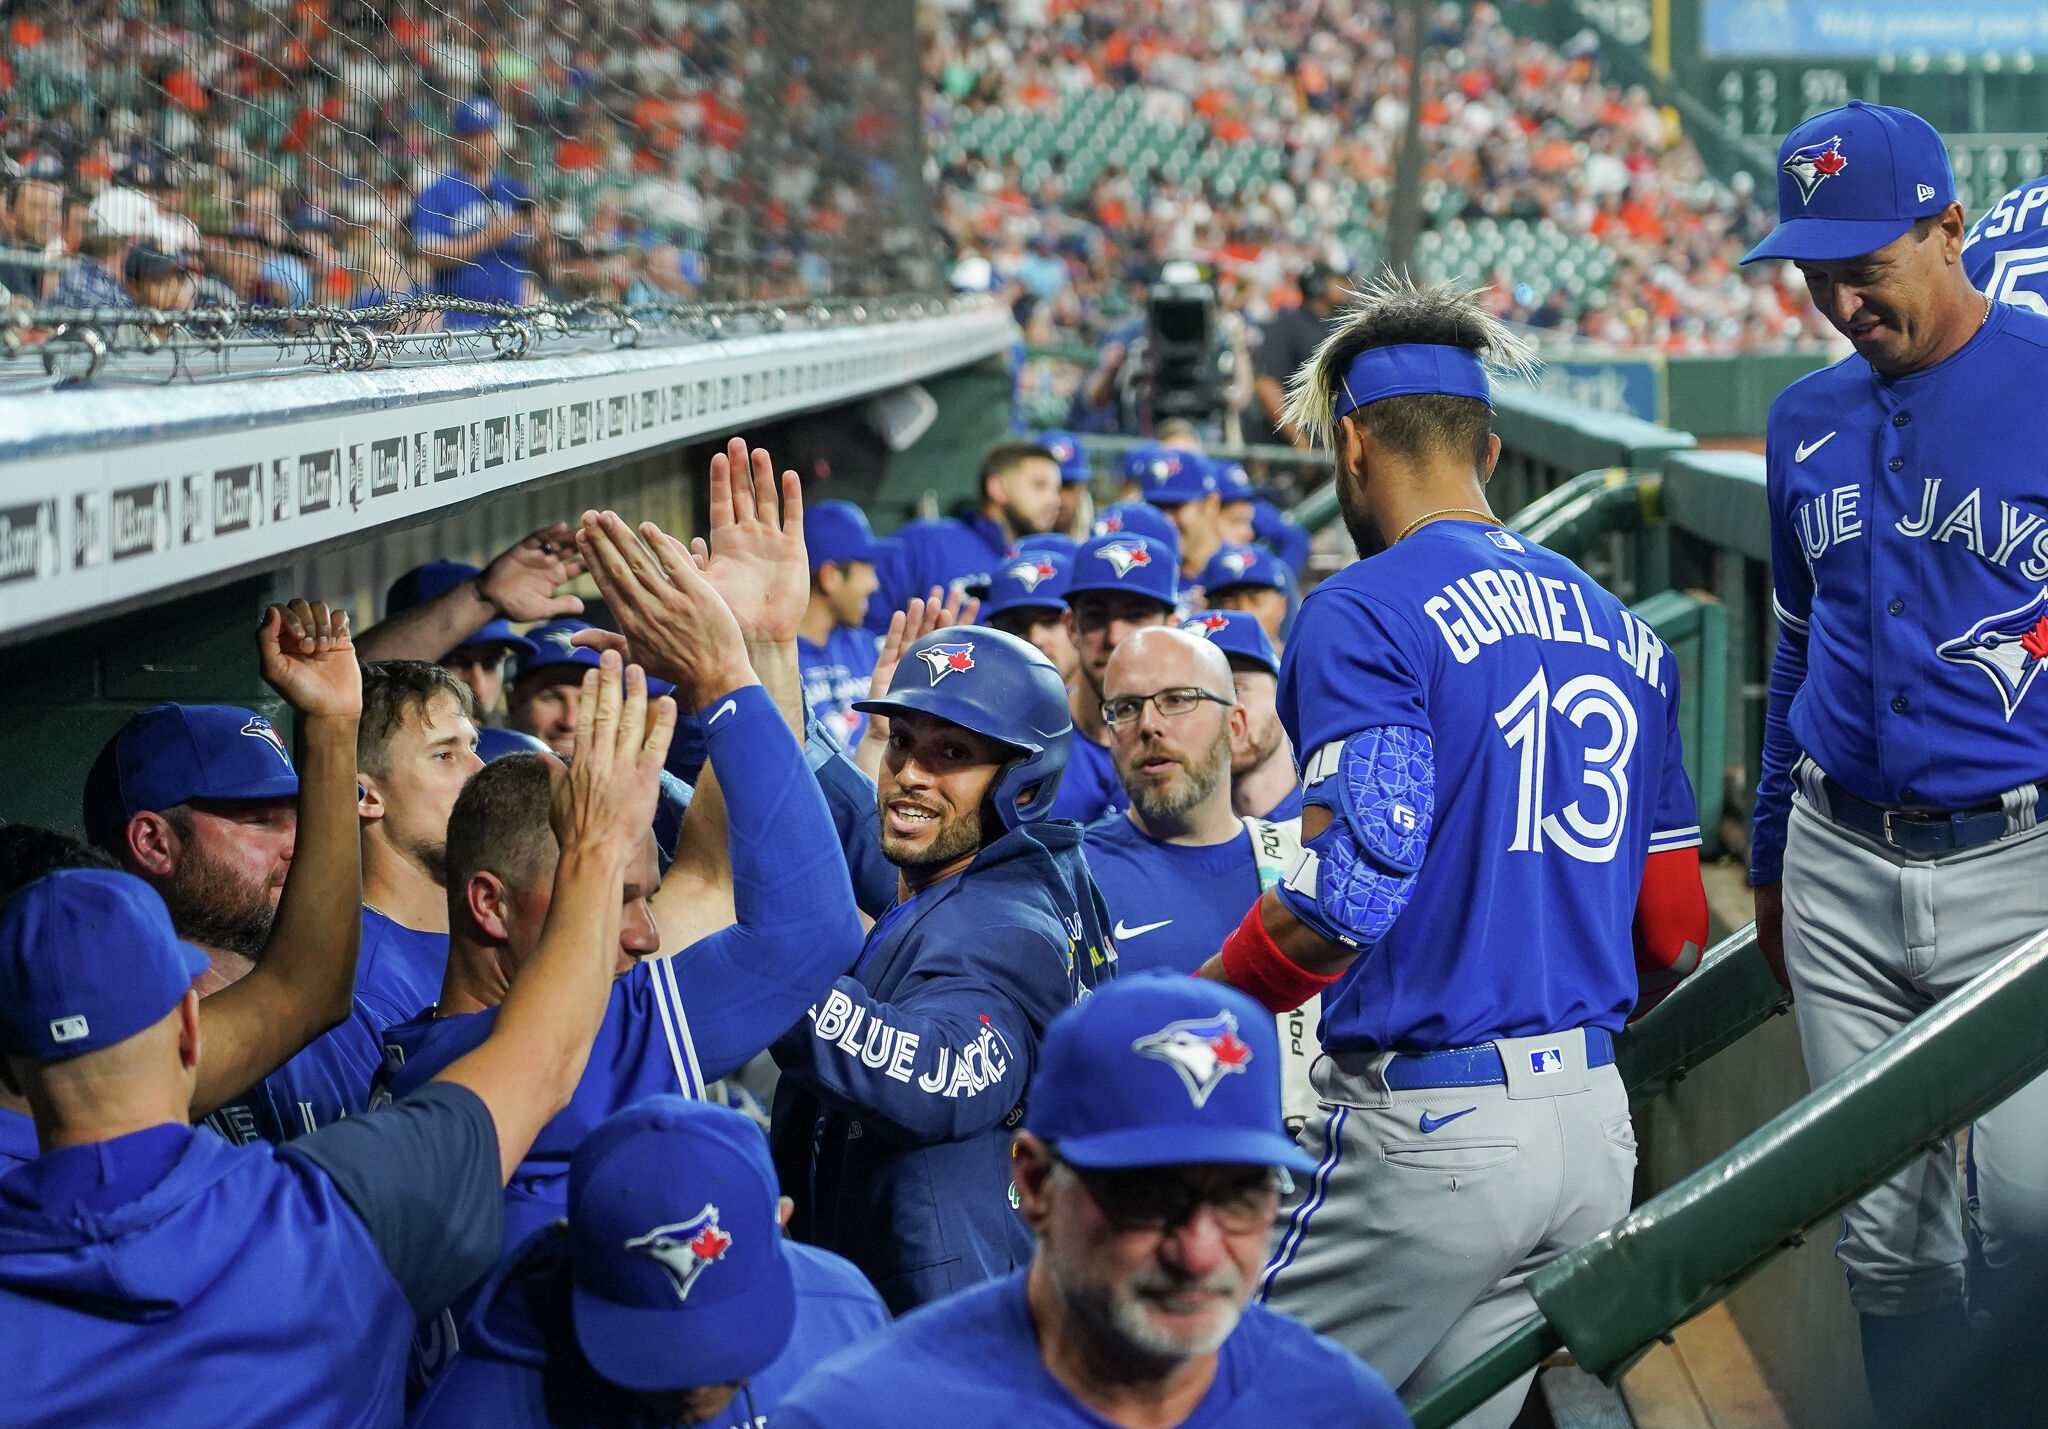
[927,0,1830,367]
[0,0,929,326]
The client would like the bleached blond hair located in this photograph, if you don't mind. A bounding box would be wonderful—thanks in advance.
[1281,272,1536,452]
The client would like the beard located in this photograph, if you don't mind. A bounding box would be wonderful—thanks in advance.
[1004,498,1055,538]
[1048,1237,1248,1366]
[1232,714,1286,778]
[877,798,990,878]
[1124,732,1231,825]
[160,842,280,959]
[1335,459,1386,559]
[408,831,450,886]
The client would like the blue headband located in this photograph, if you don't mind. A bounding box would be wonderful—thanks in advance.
[1334,344,1491,419]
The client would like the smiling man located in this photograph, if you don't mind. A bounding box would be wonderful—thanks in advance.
[773,974,1407,1429]
[1740,101,2048,1425]
[771,626,1114,1314]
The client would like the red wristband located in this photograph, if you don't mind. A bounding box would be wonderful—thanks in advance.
[1218,900,1341,1014]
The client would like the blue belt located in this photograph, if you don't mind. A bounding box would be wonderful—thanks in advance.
[1381,1028,1615,1091]
[1820,775,2025,858]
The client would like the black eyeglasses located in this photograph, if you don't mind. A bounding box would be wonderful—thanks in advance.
[1100,687,1235,728]
[1054,1155,1286,1234]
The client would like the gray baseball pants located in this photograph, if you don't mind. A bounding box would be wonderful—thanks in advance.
[1260,1031,1634,1428]
[1782,785,2048,1317]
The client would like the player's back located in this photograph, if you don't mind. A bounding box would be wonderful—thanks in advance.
[1281,522,1697,1052]
[1964,172,2048,314]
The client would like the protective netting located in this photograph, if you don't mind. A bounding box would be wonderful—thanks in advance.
[0,0,938,383]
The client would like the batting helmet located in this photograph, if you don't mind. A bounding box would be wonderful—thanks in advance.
[854,627,1072,829]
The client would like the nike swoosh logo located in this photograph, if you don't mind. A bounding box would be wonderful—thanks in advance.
[707,698,738,726]
[1418,1107,1478,1134]
[1113,918,1173,939]
[1794,431,1838,462]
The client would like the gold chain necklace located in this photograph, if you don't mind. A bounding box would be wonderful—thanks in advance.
[1393,507,1502,544]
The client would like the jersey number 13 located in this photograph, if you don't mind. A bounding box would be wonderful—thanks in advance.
[1494,669,1638,863]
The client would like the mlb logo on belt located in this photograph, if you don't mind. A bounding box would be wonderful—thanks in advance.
[1529,1047,1564,1075]
[916,641,976,685]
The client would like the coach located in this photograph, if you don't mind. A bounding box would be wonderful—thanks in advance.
[1743,101,2048,1425]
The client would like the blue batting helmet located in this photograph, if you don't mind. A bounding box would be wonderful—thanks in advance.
[854,627,1072,829]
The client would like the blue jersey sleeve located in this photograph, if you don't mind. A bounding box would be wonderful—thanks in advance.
[665,685,865,1082]
[1751,436,1815,885]
[280,1081,503,1321]
[806,719,899,918]
[775,922,1060,1147]
[1648,667,1703,855]
[1279,587,1432,753]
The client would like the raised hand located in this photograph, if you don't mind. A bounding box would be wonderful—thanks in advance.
[855,587,982,765]
[478,523,588,622]
[259,600,361,719]
[701,437,808,644]
[574,509,757,709]
[549,651,678,865]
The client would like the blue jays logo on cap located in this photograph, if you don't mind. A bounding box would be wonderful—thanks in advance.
[623,1204,734,1303]
[241,716,290,769]
[917,641,977,685]
[1783,134,1848,204]
[1047,435,1077,463]
[1007,558,1058,592]
[544,626,581,654]
[1219,549,1254,578]
[1187,612,1230,638]
[1095,540,1153,578]
[1937,588,2048,720]
[1133,1011,1254,1108]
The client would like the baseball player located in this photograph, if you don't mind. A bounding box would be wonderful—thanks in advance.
[982,544,1080,685]
[407,1097,888,1429]
[1093,497,1184,567]
[354,526,586,714]
[1743,103,2048,1423]
[79,604,377,1131]
[1136,447,1228,584]
[1202,275,1708,1425]
[507,618,671,757]
[797,500,884,749]
[1047,530,1181,824]
[1198,541,1293,648]
[1962,164,2048,314]
[770,625,1114,1313]
[212,660,482,1145]
[0,649,676,1425]
[1037,428,1096,537]
[773,974,1409,1429]
[1185,610,1302,821]
[867,441,1064,635]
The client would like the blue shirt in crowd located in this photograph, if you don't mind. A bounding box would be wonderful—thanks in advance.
[799,625,880,749]
[1082,815,1262,976]
[412,171,534,326]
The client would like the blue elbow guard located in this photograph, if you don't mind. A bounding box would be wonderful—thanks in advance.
[1275,725,1435,949]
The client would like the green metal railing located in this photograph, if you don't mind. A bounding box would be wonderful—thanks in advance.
[1408,927,2048,1427]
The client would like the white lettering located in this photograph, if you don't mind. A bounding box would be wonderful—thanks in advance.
[1932,487,1986,555]
[886,1030,920,1083]
[1447,579,1502,642]
[917,1048,952,1093]
[1569,583,1612,650]
[1470,569,1527,636]
[1896,478,1942,537]
[833,1006,868,1057]
[1539,577,1580,644]
[1424,595,1480,663]
[1500,568,1550,638]
[1992,504,2045,566]
[859,1019,894,1069]
[2022,528,2048,582]
[812,989,854,1042]
[1830,484,1863,544]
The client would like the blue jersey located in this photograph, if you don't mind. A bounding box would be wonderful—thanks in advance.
[208,906,449,1145]
[0,1107,34,1173]
[774,1269,1407,1429]
[407,1230,888,1429]
[867,514,1009,636]
[1283,522,1698,1052]
[1964,175,2048,316]
[1046,731,1128,825]
[1083,815,1266,975]
[1751,303,2048,882]
[799,625,879,749]
[0,1084,500,1429]
[1256,781,1304,822]
[412,171,533,324]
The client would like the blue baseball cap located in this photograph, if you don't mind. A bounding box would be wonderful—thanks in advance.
[474,726,549,762]
[1117,441,1173,485]
[1212,459,1255,505]
[1092,501,1182,566]
[450,96,500,136]
[806,501,881,571]
[1005,532,1079,560]
[568,1097,796,1393]
[515,620,675,697]
[1181,610,1279,676]
[0,869,211,1060]
[1027,971,1316,1173]
[1742,101,1956,265]
[386,561,539,660]
[983,549,1074,619]
[1066,532,1180,609]
[1133,447,1218,507]
[1196,542,1285,596]
[83,704,299,849]
[1037,430,1092,484]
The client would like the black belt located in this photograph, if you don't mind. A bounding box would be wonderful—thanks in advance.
[1819,774,2035,857]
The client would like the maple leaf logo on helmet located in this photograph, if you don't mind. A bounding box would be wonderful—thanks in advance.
[1096,540,1153,577]
[1132,1012,1254,1108]
[1782,135,1848,204]
[917,641,977,685]
[623,1204,734,1303]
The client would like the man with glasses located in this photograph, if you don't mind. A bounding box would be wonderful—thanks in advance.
[1048,530,1181,825]
[773,973,1409,1429]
